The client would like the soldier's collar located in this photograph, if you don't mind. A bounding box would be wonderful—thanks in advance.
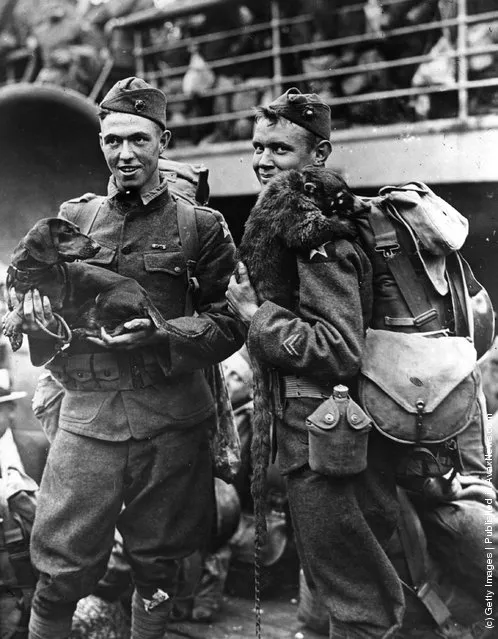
[107,174,169,206]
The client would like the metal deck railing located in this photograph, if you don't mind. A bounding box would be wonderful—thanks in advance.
[3,0,498,146]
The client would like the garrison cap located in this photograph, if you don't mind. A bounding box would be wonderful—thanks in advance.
[267,87,331,140]
[100,77,167,130]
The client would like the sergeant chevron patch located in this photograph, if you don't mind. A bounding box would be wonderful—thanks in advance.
[283,334,301,356]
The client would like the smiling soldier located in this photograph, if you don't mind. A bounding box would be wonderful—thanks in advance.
[227,88,404,639]
[17,77,244,639]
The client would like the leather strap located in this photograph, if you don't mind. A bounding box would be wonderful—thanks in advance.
[175,198,200,317]
[458,252,483,297]
[396,487,473,639]
[448,251,487,340]
[446,253,469,338]
[369,205,442,332]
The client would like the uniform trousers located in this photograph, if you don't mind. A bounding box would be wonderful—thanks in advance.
[279,394,494,638]
[278,398,405,639]
[30,417,214,623]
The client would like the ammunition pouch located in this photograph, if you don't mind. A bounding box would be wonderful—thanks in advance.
[47,351,165,391]
[32,352,167,441]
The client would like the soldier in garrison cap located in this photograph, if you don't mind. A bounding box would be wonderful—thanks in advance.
[228,87,498,638]
[17,76,244,639]
[227,87,404,639]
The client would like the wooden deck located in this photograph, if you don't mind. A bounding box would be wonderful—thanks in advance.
[167,593,324,639]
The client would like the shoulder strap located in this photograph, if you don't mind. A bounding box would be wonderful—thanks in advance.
[446,252,495,357]
[446,253,471,338]
[369,204,442,332]
[396,487,473,639]
[176,198,200,316]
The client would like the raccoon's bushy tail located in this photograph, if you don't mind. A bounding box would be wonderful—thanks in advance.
[249,354,274,639]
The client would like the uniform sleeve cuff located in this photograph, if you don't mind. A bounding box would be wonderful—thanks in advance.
[247,301,276,360]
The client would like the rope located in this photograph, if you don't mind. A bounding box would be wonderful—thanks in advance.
[254,510,263,639]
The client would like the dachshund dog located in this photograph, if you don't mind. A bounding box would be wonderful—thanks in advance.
[2,217,167,357]
[3,218,101,350]
[238,165,367,308]
[63,261,166,339]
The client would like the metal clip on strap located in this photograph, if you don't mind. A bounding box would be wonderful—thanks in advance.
[384,309,438,328]
[370,205,401,258]
[187,259,200,294]
[373,237,400,259]
[369,204,442,333]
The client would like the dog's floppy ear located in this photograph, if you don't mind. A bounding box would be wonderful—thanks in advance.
[22,219,59,264]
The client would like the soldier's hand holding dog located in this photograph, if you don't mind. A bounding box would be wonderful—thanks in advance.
[86,318,158,351]
[9,288,59,338]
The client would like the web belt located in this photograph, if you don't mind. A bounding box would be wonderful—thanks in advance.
[282,375,331,399]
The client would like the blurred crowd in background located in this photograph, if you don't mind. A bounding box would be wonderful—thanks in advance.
[1,0,498,148]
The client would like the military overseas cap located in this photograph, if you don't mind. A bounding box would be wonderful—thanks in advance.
[267,87,331,140]
[100,77,167,130]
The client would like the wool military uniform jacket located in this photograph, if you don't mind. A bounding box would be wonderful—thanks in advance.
[247,238,373,387]
[247,238,373,474]
[28,179,244,440]
[248,237,373,474]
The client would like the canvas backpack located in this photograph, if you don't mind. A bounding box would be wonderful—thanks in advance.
[355,182,494,486]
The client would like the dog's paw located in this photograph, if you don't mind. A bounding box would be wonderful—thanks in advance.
[8,332,23,352]
[2,310,23,338]
[71,327,100,340]
[106,323,127,337]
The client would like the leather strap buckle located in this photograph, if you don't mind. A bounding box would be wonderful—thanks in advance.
[374,241,400,259]
[413,309,438,327]
[384,309,438,328]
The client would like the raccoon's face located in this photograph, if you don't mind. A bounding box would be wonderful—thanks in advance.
[301,166,349,216]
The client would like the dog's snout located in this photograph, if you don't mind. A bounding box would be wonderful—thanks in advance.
[90,241,101,256]
[303,182,317,195]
